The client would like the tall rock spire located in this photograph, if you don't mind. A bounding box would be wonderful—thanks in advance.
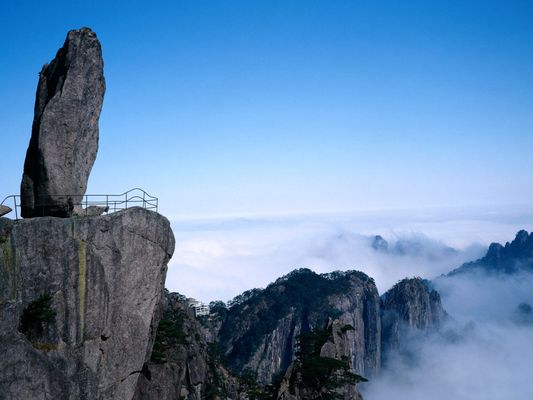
[20,27,105,218]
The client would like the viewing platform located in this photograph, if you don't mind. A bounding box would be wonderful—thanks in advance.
[0,188,158,220]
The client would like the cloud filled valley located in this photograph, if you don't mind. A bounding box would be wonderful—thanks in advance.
[166,208,531,301]
[364,270,533,399]
[166,208,533,399]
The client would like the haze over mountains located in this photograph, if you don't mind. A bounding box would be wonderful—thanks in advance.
[167,207,532,302]
[158,228,533,399]
[2,4,532,397]
[367,230,533,399]
[132,226,533,399]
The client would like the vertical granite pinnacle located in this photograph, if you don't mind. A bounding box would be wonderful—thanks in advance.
[20,27,105,218]
[380,277,446,362]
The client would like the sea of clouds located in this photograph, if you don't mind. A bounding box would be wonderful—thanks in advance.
[166,206,532,302]
[165,206,533,399]
[363,270,533,399]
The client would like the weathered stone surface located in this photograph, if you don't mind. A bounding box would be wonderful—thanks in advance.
[0,207,175,400]
[323,275,381,378]
[277,319,364,400]
[133,292,245,400]
[72,205,109,217]
[0,205,11,217]
[243,311,298,383]
[20,27,105,218]
[380,277,446,361]
[214,269,381,385]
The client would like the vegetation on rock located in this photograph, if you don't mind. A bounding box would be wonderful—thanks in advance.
[18,294,56,341]
[151,317,187,363]
[216,268,372,373]
[288,326,367,400]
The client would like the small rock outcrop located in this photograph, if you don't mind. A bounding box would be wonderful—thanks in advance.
[212,269,381,385]
[0,205,11,217]
[380,278,446,360]
[0,208,175,400]
[371,235,388,252]
[20,27,105,218]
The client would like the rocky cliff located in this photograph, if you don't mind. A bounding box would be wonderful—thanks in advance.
[447,230,533,276]
[380,277,446,360]
[134,292,245,400]
[276,319,365,400]
[0,208,175,400]
[213,269,381,385]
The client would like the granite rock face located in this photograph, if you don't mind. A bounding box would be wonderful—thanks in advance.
[277,319,364,400]
[214,269,381,385]
[21,27,105,218]
[380,278,446,360]
[0,208,175,400]
[133,292,245,400]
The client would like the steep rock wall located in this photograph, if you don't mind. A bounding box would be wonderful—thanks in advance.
[380,277,446,360]
[0,208,174,400]
[215,269,381,384]
[134,292,245,400]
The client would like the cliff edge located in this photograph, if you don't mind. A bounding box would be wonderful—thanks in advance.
[0,208,175,400]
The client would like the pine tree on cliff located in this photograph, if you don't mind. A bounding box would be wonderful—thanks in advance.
[288,326,367,400]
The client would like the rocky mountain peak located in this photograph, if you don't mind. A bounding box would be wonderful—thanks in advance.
[380,278,446,362]
[381,278,445,330]
[213,268,381,385]
[486,242,504,261]
[448,230,533,276]
[505,229,533,256]
[372,235,389,252]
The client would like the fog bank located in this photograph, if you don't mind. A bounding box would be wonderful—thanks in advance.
[166,207,532,301]
[363,270,533,399]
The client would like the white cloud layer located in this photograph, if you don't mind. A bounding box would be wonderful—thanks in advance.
[165,206,533,302]
[363,271,533,399]
[164,206,533,399]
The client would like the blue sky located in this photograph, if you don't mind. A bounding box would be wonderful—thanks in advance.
[1,0,533,218]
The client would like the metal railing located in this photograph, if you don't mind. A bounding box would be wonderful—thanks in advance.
[0,188,158,220]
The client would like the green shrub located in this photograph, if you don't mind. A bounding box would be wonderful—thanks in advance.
[291,327,368,400]
[19,294,56,340]
[150,317,187,363]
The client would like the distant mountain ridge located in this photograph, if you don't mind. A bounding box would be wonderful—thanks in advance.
[371,234,458,260]
[447,230,533,276]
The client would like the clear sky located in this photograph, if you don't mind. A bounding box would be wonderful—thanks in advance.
[1,0,533,219]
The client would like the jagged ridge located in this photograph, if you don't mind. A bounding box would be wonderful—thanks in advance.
[447,230,533,276]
